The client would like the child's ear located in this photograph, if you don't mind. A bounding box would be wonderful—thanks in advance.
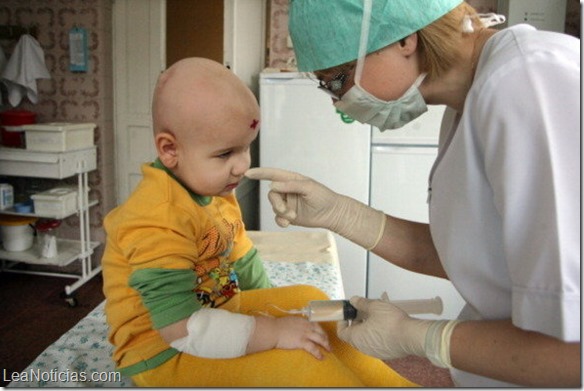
[155,131,178,168]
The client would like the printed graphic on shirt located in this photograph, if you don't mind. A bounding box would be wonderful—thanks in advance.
[194,218,243,308]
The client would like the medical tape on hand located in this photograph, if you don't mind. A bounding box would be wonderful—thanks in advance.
[170,308,255,359]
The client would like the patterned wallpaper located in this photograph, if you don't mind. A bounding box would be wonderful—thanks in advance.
[266,0,581,69]
[0,0,114,250]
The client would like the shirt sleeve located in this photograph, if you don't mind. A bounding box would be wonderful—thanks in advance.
[117,203,203,330]
[234,247,273,290]
[129,268,201,329]
[473,45,580,341]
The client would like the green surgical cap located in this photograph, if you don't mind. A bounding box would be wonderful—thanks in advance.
[289,0,463,72]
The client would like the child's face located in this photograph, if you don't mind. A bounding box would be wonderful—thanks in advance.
[173,113,260,197]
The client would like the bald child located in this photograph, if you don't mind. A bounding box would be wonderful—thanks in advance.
[101,58,415,387]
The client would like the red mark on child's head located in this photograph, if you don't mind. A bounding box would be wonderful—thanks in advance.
[250,119,259,130]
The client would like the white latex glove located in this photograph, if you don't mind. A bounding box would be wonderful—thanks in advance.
[337,293,460,368]
[245,167,386,250]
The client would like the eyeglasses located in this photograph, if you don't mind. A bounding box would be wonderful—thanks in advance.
[318,73,347,99]
[316,63,356,100]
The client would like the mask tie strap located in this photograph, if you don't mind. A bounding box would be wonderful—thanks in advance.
[462,13,506,33]
[480,13,506,28]
[354,0,373,86]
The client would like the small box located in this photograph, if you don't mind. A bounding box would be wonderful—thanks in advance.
[22,122,95,152]
[31,187,78,218]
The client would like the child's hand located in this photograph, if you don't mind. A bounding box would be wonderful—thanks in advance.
[274,316,331,359]
[247,315,331,359]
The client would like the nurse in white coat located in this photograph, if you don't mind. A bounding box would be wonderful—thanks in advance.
[247,0,580,387]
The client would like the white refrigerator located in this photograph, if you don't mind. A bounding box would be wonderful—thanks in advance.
[367,105,466,320]
[259,71,371,298]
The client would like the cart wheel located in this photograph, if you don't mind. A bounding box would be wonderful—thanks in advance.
[61,293,78,307]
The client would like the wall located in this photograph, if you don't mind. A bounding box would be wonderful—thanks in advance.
[266,0,580,69]
[0,0,114,255]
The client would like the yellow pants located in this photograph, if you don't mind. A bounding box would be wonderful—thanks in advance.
[132,285,418,387]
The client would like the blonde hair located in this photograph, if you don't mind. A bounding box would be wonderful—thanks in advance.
[417,2,480,80]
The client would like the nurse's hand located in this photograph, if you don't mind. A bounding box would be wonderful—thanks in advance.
[245,167,386,250]
[337,293,460,368]
[245,167,337,228]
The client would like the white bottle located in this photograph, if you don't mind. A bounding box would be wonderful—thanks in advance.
[41,234,58,258]
[0,184,14,210]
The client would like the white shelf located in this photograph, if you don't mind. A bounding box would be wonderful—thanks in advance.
[0,149,101,300]
[0,147,97,179]
[0,239,100,267]
[0,199,99,220]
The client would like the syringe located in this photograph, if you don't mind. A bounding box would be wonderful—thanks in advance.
[304,297,443,322]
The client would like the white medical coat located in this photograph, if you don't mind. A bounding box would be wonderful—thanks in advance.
[428,24,580,387]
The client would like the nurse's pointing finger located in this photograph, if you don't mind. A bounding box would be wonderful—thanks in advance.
[245,167,306,182]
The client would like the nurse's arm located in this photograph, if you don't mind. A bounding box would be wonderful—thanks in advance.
[451,319,581,387]
[371,214,447,279]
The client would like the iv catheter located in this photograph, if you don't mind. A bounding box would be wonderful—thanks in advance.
[300,297,443,322]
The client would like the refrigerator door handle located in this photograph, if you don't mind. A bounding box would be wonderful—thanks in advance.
[371,145,438,153]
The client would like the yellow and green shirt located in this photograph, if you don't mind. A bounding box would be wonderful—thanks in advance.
[102,161,271,376]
